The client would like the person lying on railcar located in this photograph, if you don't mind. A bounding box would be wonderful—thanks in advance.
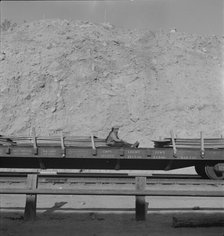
[0,135,16,145]
[106,126,139,148]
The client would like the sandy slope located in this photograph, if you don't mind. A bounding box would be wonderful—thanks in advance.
[0,19,224,146]
[0,19,224,235]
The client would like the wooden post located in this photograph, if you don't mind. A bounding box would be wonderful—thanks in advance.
[24,174,38,221]
[135,176,147,221]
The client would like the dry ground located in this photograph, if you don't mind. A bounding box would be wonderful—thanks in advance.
[1,211,224,236]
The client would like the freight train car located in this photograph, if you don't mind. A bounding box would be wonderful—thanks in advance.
[0,133,224,180]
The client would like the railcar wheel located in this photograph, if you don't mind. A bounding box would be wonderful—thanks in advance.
[194,165,207,178]
[205,163,224,180]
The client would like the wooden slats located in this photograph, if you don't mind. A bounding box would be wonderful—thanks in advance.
[175,140,224,144]
[1,188,224,197]
[0,135,107,148]
[164,145,224,149]
[154,135,224,149]
[167,143,224,147]
[175,143,224,146]
[163,138,224,142]
[8,136,105,142]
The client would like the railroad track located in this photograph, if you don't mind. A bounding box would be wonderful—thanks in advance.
[0,174,223,186]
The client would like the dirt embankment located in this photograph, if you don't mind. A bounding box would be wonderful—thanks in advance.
[0,19,223,146]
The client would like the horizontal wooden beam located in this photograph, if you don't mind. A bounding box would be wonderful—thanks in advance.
[1,188,224,197]
[164,138,224,141]
[167,145,224,149]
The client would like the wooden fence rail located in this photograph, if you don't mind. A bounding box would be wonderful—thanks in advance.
[0,174,223,221]
[1,188,224,197]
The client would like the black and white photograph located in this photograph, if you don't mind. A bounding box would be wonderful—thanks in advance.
[0,0,224,235]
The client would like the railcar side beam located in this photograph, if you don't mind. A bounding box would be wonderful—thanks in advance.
[0,145,224,160]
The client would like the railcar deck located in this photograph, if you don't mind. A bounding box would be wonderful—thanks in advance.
[0,133,224,179]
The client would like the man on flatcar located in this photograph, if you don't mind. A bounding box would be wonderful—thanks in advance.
[106,126,139,148]
[0,135,16,145]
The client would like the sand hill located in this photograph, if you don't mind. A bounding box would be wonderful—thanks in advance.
[0,19,224,146]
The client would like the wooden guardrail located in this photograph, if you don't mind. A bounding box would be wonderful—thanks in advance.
[2,188,224,197]
[1,174,224,222]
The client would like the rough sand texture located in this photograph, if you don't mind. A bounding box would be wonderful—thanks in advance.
[1,19,224,146]
[1,19,224,235]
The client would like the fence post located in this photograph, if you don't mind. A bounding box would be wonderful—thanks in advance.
[24,174,38,221]
[135,176,147,221]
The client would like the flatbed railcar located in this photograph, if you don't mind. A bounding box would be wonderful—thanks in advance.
[0,134,224,180]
